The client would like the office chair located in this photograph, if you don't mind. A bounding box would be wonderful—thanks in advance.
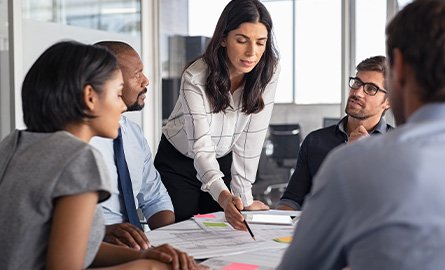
[323,117,341,128]
[258,124,302,206]
[269,124,301,170]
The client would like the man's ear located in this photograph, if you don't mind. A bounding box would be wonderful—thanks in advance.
[383,98,391,110]
[83,85,97,112]
[392,48,405,88]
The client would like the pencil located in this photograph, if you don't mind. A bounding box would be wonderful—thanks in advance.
[234,194,255,240]
[237,206,255,240]
[243,217,256,241]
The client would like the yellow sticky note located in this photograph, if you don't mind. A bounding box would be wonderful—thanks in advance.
[203,221,228,227]
[273,236,293,243]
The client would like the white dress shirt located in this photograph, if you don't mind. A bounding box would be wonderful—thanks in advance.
[162,58,280,206]
[91,115,173,225]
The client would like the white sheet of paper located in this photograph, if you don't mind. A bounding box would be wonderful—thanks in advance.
[147,229,269,259]
[192,215,235,232]
[241,209,301,217]
[245,214,293,225]
[201,246,288,269]
[146,218,295,259]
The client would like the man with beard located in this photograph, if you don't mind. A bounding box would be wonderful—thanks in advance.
[279,1,445,269]
[277,55,392,211]
[91,41,174,251]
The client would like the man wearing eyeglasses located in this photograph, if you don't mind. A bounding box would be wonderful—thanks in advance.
[277,56,392,211]
[279,1,445,268]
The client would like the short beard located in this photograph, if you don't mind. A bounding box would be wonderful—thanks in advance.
[126,89,147,112]
[345,107,369,120]
[345,97,368,120]
[126,101,144,112]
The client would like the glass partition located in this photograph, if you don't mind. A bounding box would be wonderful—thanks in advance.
[22,0,141,35]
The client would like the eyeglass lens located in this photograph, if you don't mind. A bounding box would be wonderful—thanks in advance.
[349,78,378,95]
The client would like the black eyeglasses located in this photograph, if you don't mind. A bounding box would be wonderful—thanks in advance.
[349,77,387,96]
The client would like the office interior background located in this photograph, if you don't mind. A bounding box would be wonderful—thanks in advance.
[0,0,412,205]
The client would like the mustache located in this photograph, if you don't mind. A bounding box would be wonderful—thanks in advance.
[138,88,147,97]
[348,95,365,107]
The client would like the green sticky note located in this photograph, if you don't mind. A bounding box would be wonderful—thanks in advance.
[203,221,228,227]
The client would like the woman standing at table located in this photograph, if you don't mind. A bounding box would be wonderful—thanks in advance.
[155,0,280,230]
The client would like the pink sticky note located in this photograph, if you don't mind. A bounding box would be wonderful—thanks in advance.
[222,263,259,270]
[194,213,216,218]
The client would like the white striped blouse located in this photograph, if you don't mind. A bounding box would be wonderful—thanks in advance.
[162,58,280,207]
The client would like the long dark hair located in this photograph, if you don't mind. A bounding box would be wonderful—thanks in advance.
[202,0,279,114]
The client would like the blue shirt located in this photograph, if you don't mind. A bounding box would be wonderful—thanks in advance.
[279,116,393,210]
[91,115,173,226]
[278,103,445,270]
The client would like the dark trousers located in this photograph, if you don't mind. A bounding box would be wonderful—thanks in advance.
[154,135,232,222]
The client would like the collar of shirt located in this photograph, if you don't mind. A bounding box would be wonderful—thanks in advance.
[335,116,392,137]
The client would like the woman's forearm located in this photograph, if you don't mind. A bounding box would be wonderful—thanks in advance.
[90,242,142,267]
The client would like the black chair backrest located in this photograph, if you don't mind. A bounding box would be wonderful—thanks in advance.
[323,117,341,128]
[269,124,301,160]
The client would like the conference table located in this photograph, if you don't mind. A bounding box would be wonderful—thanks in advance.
[145,210,300,269]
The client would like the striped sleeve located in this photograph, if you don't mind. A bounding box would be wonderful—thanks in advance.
[230,65,281,206]
[179,70,229,202]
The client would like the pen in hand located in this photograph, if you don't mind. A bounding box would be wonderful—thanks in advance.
[241,213,256,241]
[234,195,256,241]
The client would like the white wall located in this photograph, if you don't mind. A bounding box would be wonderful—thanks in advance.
[16,19,143,129]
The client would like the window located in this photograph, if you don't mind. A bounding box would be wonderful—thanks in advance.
[188,0,343,104]
[263,0,294,103]
[397,0,412,9]
[21,0,141,35]
[355,0,387,66]
[293,0,341,104]
[180,0,393,105]
[188,0,230,37]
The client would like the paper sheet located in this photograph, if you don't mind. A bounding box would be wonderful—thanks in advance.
[241,210,301,226]
[147,229,270,259]
[146,215,295,259]
[201,247,288,269]
[192,215,235,232]
[241,209,301,217]
[245,214,293,225]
